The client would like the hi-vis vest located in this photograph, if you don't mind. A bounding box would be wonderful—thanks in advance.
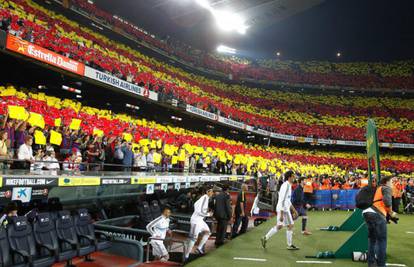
[373,186,387,216]
[360,178,369,187]
[304,179,313,193]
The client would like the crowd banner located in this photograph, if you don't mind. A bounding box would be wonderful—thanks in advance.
[270,132,295,141]
[6,34,85,75]
[217,116,245,129]
[84,66,158,101]
[186,105,218,121]
[245,125,271,136]
[183,105,414,148]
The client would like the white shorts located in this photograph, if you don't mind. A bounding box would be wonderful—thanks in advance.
[276,210,294,226]
[150,240,168,257]
[189,219,210,240]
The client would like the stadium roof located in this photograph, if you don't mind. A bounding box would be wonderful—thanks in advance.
[95,0,414,61]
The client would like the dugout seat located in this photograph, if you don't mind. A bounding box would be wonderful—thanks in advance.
[0,226,13,267]
[33,212,77,265]
[74,209,111,252]
[7,216,55,267]
[56,211,95,259]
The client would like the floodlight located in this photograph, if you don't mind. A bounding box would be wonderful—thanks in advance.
[216,45,236,54]
[195,0,210,9]
[213,10,247,34]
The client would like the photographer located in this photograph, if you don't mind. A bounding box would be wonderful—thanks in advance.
[362,176,398,267]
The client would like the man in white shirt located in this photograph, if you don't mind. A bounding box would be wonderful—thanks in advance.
[146,207,171,262]
[17,136,35,168]
[261,170,299,250]
[185,187,214,260]
[43,150,60,170]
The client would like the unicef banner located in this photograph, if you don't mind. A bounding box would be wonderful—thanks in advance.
[84,66,158,101]
[186,105,218,121]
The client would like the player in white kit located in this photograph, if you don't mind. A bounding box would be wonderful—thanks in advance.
[146,207,172,261]
[185,186,214,260]
[261,170,299,250]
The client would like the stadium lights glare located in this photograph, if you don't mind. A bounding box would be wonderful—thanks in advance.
[217,45,236,54]
[75,95,82,99]
[336,52,341,57]
[194,0,248,34]
[213,10,248,34]
[126,103,140,110]
[276,51,281,56]
[171,116,182,121]
[62,85,81,94]
[195,0,211,9]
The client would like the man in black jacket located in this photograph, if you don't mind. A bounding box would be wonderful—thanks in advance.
[213,184,232,246]
[232,183,249,237]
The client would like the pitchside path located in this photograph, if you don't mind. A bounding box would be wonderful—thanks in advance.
[187,211,414,267]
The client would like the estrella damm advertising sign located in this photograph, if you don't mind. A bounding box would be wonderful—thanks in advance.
[6,34,85,75]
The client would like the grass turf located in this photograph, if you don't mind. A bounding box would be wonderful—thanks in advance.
[187,211,414,267]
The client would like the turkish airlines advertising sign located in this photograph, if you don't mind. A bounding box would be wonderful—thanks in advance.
[6,34,85,75]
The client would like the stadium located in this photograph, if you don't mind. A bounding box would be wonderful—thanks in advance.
[0,0,412,266]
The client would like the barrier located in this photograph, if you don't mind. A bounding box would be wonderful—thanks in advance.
[313,189,359,210]
[346,190,359,209]
[314,190,331,209]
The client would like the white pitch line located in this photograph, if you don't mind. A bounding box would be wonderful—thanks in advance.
[406,231,414,234]
[386,264,406,267]
[296,261,332,264]
[233,257,267,262]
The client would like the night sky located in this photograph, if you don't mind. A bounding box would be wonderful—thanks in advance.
[96,0,414,62]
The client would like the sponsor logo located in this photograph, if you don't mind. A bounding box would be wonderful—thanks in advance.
[58,177,101,186]
[0,190,11,198]
[32,188,49,196]
[84,67,158,101]
[4,178,56,186]
[131,177,157,184]
[101,178,130,185]
[6,34,85,75]
[12,187,32,203]
[186,105,218,121]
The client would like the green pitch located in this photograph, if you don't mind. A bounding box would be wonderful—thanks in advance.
[187,211,414,267]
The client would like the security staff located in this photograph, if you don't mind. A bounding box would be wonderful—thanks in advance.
[213,184,232,247]
[362,176,398,267]
[392,177,403,213]
[303,176,314,204]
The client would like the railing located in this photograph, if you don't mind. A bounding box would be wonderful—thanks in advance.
[0,158,244,176]
[145,234,187,264]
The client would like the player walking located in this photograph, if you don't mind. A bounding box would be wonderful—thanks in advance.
[185,186,214,260]
[146,207,172,261]
[261,170,299,250]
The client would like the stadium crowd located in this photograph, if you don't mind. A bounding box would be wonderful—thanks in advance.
[0,85,413,182]
[70,0,414,90]
[1,0,414,143]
